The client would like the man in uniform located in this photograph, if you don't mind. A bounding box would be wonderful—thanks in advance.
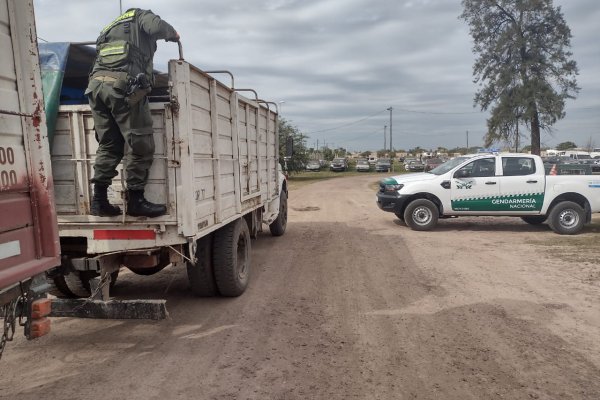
[87,8,179,217]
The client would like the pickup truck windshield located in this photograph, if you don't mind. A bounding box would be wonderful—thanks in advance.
[428,156,471,175]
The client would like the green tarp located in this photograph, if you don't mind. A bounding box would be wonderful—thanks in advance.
[39,42,70,147]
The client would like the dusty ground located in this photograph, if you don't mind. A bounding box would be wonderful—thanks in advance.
[1,174,599,399]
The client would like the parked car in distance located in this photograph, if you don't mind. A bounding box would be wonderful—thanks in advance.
[424,158,443,172]
[306,160,321,171]
[368,156,378,166]
[542,156,576,165]
[330,158,348,172]
[375,158,391,172]
[405,159,425,172]
[356,159,371,172]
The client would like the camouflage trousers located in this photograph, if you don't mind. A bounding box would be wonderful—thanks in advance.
[87,78,154,190]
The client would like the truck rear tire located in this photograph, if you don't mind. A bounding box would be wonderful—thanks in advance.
[548,201,585,235]
[521,215,547,225]
[49,270,118,298]
[187,234,219,297]
[403,199,439,231]
[269,191,287,236]
[47,274,78,298]
[213,218,251,297]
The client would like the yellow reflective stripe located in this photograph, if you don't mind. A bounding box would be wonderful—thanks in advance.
[99,44,126,56]
[101,9,136,33]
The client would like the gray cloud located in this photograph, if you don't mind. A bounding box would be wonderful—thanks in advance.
[34,0,599,151]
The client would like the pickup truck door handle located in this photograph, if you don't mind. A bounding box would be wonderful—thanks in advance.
[485,181,497,185]
[527,180,538,183]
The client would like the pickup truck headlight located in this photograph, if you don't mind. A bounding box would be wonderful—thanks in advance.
[385,184,404,192]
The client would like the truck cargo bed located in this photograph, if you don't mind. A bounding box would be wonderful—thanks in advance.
[51,59,280,254]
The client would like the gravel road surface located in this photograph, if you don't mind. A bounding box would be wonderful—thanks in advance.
[1,174,599,399]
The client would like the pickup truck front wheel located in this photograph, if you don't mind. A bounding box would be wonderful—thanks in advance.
[404,199,439,231]
[548,201,585,235]
[269,191,287,236]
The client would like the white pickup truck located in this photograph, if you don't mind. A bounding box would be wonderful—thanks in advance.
[376,153,600,234]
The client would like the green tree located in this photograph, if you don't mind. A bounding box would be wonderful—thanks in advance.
[333,147,348,158]
[376,149,389,158]
[278,118,309,174]
[460,0,579,155]
[555,141,577,151]
[408,146,423,155]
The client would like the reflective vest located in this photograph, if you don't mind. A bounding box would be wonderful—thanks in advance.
[94,9,153,83]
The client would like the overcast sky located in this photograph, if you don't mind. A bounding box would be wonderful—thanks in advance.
[33,0,599,152]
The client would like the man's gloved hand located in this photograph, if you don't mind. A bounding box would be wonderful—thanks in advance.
[167,31,180,42]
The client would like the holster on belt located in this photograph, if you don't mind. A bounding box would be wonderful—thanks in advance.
[125,73,152,106]
[126,87,151,106]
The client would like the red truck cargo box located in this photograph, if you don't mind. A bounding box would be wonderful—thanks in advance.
[0,0,60,292]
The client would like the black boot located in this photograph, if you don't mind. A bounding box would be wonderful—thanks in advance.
[90,184,121,216]
[127,190,167,218]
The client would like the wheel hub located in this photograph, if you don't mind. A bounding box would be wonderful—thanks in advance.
[559,209,579,228]
[413,207,432,225]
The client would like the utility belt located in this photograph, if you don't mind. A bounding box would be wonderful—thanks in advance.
[92,71,151,106]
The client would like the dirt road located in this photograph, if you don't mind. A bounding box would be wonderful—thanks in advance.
[2,174,599,399]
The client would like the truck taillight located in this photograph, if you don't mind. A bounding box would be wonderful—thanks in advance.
[31,298,51,319]
[28,298,52,339]
[29,318,51,339]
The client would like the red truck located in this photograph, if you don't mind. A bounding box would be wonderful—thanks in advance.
[0,0,60,358]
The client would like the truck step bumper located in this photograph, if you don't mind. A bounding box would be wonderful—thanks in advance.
[50,299,168,320]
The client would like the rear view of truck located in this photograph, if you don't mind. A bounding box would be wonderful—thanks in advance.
[0,0,60,356]
[44,43,286,316]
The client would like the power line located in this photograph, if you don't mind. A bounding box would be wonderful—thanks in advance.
[304,106,483,136]
[305,109,388,134]
[392,106,482,115]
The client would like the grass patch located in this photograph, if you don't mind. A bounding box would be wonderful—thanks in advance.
[529,215,600,265]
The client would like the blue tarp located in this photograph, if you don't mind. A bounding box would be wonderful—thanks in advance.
[39,42,70,146]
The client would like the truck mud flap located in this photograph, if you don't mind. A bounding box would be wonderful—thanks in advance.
[49,299,168,320]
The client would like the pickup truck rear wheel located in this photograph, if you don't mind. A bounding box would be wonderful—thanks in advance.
[548,201,585,235]
[521,216,547,225]
[404,199,439,231]
[213,218,251,296]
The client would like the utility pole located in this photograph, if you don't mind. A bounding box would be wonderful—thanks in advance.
[390,108,393,153]
[384,125,387,152]
[466,130,469,152]
[119,0,123,13]
[515,118,519,152]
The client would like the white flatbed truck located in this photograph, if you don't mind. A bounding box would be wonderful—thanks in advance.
[43,43,288,318]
